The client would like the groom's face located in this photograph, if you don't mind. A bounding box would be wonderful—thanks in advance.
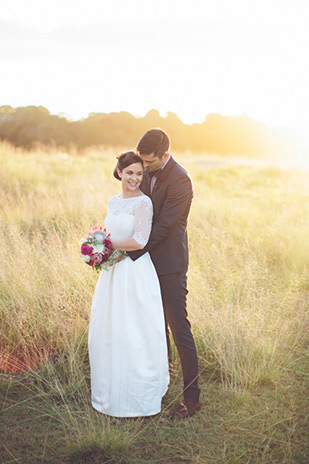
[138,152,169,172]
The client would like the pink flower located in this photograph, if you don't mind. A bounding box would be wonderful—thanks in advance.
[91,252,104,266]
[102,245,112,256]
[81,244,93,255]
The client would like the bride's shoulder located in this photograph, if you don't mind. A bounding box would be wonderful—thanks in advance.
[138,194,152,205]
[108,194,121,204]
[136,194,152,208]
[107,195,121,209]
[135,194,153,213]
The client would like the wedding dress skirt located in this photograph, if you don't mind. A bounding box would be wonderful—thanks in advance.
[88,195,169,417]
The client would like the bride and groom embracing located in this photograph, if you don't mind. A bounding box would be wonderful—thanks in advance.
[88,128,201,418]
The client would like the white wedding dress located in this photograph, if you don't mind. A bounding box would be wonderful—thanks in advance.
[88,194,169,417]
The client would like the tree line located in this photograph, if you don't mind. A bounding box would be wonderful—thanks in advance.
[0,105,292,156]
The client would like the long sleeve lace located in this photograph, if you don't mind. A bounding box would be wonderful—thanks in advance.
[133,197,153,247]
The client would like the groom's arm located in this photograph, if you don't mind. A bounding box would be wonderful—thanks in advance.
[127,174,193,261]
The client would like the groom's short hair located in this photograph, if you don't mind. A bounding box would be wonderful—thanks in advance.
[137,128,170,158]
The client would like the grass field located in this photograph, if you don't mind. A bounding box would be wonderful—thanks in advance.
[1,142,308,463]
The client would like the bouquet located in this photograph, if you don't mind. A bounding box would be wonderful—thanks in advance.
[80,226,125,272]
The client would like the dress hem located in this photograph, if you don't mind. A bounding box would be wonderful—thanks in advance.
[91,401,162,417]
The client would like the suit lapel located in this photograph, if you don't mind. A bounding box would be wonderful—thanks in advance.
[140,172,151,196]
[151,156,175,197]
[141,157,176,198]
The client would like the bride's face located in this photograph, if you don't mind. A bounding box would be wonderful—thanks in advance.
[118,162,144,195]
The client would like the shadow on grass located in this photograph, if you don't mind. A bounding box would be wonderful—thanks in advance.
[66,433,130,464]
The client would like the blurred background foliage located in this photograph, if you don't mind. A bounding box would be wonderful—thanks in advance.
[0,105,296,157]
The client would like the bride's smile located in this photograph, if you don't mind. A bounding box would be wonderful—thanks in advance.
[117,162,144,197]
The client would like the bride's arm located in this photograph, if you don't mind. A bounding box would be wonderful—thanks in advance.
[112,198,152,252]
[111,237,144,251]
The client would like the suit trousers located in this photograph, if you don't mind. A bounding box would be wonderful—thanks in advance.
[158,271,200,399]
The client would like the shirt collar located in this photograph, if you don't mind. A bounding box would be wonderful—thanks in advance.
[160,154,170,171]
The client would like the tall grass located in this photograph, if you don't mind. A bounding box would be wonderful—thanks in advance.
[188,163,309,389]
[1,142,308,462]
[0,142,308,390]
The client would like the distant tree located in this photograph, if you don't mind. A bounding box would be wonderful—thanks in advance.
[0,105,296,157]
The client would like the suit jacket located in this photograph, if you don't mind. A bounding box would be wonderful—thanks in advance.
[128,156,193,276]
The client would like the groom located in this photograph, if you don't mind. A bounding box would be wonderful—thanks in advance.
[128,128,201,418]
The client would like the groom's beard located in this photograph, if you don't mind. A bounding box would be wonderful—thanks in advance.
[147,168,161,178]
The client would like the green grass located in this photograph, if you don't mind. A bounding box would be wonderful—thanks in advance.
[1,142,308,463]
[1,365,308,463]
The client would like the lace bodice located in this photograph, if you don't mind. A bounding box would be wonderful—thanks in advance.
[104,194,153,246]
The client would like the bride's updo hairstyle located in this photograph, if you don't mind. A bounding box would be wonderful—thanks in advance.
[113,151,144,181]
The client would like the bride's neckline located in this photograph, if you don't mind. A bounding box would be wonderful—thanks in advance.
[118,193,145,200]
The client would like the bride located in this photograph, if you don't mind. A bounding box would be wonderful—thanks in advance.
[88,151,169,417]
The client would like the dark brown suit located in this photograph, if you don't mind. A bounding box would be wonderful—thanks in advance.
[128,157,200,399]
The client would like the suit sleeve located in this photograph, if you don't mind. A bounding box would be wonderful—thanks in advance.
[128,174,193,261]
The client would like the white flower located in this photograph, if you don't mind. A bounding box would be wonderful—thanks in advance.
[79,238,85,245]
[92,244,104,253]
[93,230,106,242]
[81,254,91,263]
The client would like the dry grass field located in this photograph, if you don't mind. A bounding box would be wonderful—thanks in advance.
[1,142,308,463]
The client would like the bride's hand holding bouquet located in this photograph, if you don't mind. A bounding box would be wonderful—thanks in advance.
[80,226,126,272]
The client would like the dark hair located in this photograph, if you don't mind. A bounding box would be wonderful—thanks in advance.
[113,151,144,180]
[137,128,170,159]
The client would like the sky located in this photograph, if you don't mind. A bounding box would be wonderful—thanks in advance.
[1,0,309,143]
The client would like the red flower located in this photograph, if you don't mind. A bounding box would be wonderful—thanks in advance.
[101,253,109,263]
[81,244,93,255]
[104,238,112,249]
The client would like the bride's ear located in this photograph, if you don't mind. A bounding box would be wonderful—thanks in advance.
[117,168,122,179]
